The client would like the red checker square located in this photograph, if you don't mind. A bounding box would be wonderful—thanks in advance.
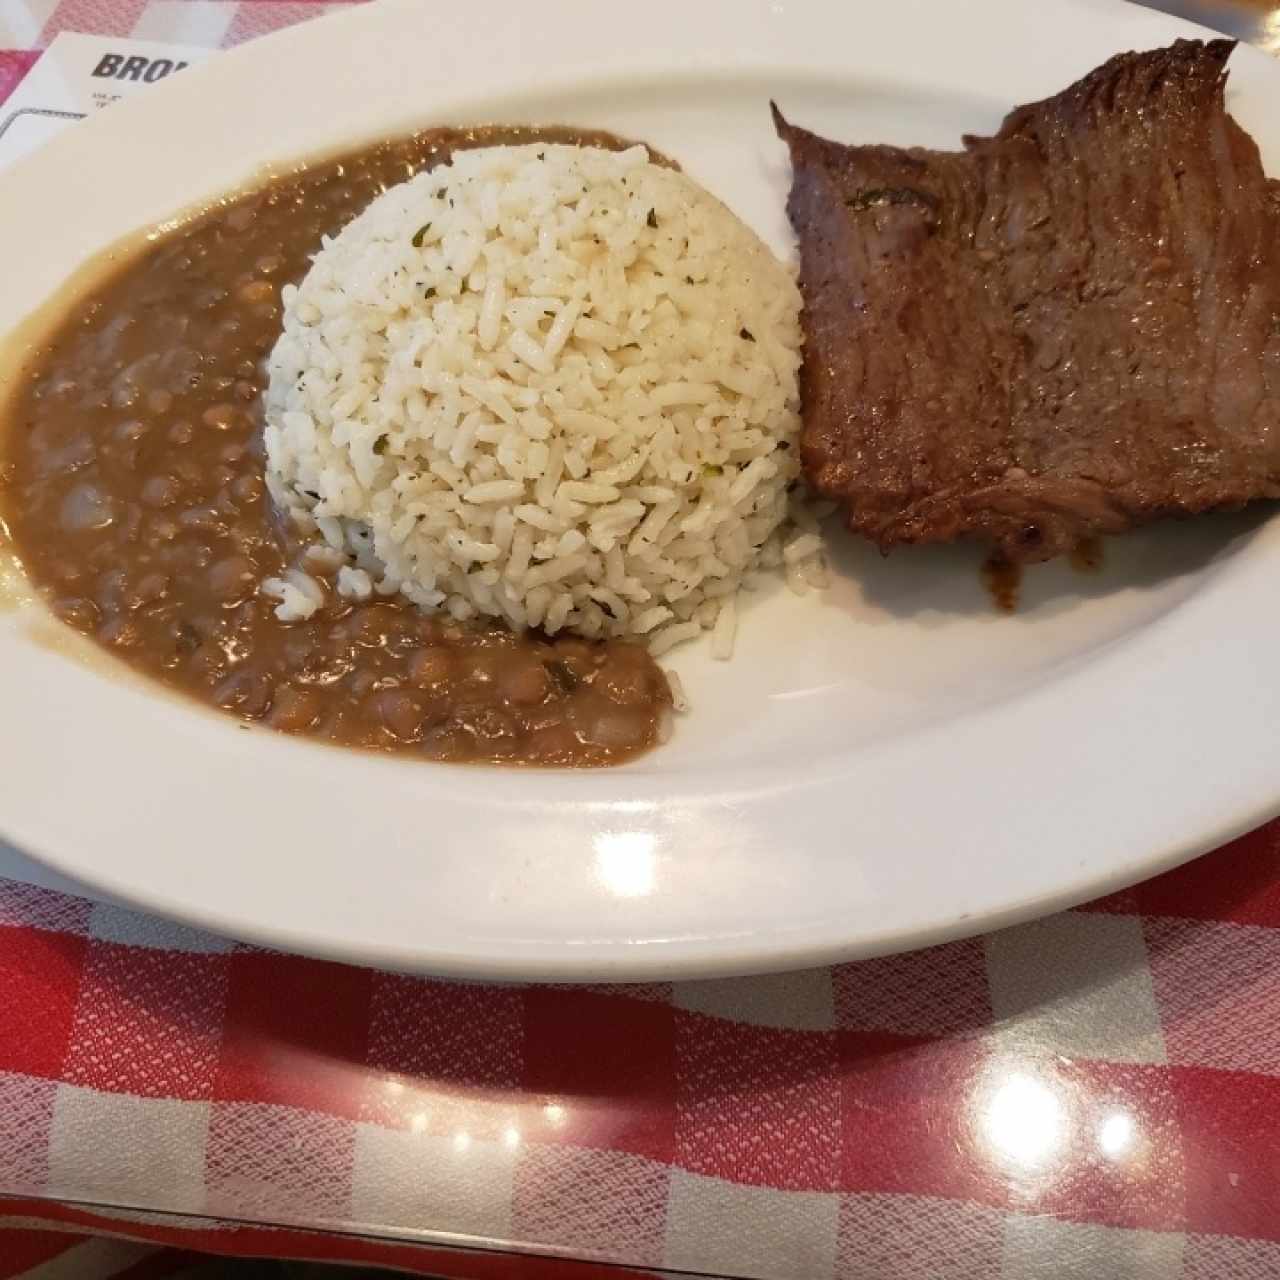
[363,1083,522,1143]
[363,975,522,1133]
[1146,917,1280,1075]
[522,989,675,1163]
[0,927,86,1078]
[578,982,673,1004]
[1024,1061,1184,1232]
[676,1011,839,1191]
[226,2,332,46]
[0,1232,83,1274]
[39,0,148,44]
[63,942,228,1100]
[0,55,40,114]
[368,976,521,1086]
[834,937,991,1037]
[838,1031,1002,1206]
[1088,824,1280,927]
[1171,1066,1280,1241]
[214,953,371,1119]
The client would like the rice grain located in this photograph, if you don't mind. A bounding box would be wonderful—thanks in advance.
[263,143,805,657]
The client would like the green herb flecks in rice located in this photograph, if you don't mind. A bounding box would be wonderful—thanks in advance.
[263,143,819,657]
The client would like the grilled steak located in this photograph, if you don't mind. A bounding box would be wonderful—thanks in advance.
[774,39,1280,562]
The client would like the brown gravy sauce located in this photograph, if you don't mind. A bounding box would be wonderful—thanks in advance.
[981,555,1021,613]
[1069,536,1104,573]
[0,518,34,613]
[982,536,1105,611]
[0,126,673,766]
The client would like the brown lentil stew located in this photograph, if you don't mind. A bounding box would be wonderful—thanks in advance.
[0,127,673,766]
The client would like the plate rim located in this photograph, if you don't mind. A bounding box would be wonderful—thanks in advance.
[0,0,1276,979]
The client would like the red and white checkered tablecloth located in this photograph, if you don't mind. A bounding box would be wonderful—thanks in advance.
[2,829,1280,1279]
[5,2,1280,1276]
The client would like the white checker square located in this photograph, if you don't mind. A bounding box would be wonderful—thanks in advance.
[665,1168,838,1280]
[206,1102,354,1222]
[513,1144,670,1265]
[674,970,834,1031]
[0,1071,57,1191]
[1185,1233,1280,1280]
[986,913,1166,1064]
[89,900,234,953]
[351,1122,515,1241]
[838,1194,1004,1279]
[48,1084,208,1211]
[1004,1218,1184,1279]
[129,1,233,46]
[0,879,91,935]
[0,0,59,46]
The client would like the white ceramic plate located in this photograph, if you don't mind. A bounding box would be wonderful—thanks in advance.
[1,0,1277,979]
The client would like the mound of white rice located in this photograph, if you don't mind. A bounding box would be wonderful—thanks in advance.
[263,142,812,656]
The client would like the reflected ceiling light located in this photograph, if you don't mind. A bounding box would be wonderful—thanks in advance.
[1098,1109,1134,1158]
[981,1072,1065,1169]
[593,830,657,898]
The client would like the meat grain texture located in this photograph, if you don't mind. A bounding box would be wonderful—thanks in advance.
[775,39,1280,562]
